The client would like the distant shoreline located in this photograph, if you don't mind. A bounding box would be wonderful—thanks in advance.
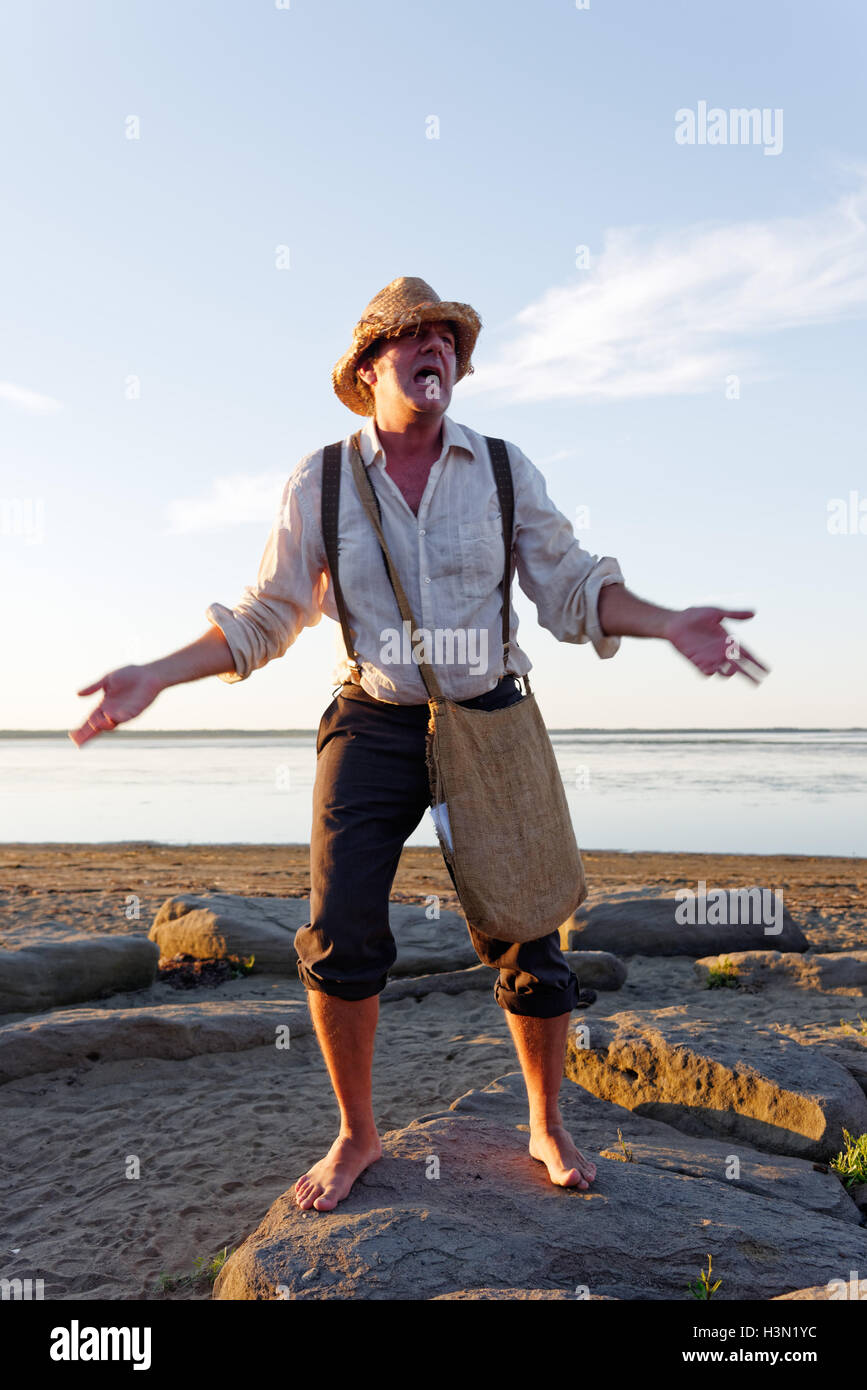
[3,841,866,861]
[3,728,866,739]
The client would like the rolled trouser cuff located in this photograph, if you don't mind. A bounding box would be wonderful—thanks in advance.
[494,972,581,1017]
[295,957,389,1001]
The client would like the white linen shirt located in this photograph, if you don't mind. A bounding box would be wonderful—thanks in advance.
[205,412,625,703]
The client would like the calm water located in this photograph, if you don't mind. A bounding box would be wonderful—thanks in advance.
[2,730,865,855]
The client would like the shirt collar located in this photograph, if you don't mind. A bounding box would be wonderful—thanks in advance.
[355,413,477,467]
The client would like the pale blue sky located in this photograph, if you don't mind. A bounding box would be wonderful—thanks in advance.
[2,0,865,730]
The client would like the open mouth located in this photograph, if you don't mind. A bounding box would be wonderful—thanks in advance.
[414,365,443,387]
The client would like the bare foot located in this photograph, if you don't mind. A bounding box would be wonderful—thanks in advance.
[294,1133,383,1213]
[529,1124,597,1190]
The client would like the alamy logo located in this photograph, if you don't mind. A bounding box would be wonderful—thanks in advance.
[380,620,489,677]
[827,491,867,535]
[49,1320,152,1370]
[825,1270,867,1299]
[675,101,783,156]
[675,883,784,935]
[1,1276,44,1299]
[0,497,44,544]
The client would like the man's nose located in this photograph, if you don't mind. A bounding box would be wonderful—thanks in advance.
[421,334,450,360]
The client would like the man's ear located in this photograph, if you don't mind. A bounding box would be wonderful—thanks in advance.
[355,342,381,389]
[356,355,376,388]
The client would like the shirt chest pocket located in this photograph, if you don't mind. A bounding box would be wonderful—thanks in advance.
[457,518,505,599]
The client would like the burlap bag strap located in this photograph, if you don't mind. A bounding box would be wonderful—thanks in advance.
[346,430,521,700]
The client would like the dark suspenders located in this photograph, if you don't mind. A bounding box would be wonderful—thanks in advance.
[321,439,362,682]
[320,434,515,688]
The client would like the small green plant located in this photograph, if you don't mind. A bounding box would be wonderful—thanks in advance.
[688,1253,722,1300]
[156,1245,230,1293]
[830,1130,867,1190]
[705,956,739,989]
[193,1247,230,1283]
[838,1014,867,1037]
[616,1127,634,1162]
[229,954,256,978]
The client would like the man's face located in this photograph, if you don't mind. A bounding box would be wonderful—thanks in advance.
[357,318,457,416]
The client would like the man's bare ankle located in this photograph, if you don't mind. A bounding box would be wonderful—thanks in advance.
[337,1124,381,1147]
[529,1113,565,1136]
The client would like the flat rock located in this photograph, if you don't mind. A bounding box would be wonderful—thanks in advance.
[378,964,490,1002]
[774,1279,867,1300]
[0,999,310,1084]
[562,894,808,957]
[0,932,159,1015]
[565,1009,867,1161]
[562,951,627,991]
[149,895,301,974]
[149,895,477,976]
[849,1183,867,1214]
[385,904,479,976]
[430,1288,616,1300]
[447,1073,861,1225]
[810,1041,867,1097]
[695,949,867,993]
[0,965,489,1084]
[213,1073,867,1301]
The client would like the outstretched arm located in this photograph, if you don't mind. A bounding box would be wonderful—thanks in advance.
[70,455,329,747]
[598,583,768,684]
[69,626,237,747]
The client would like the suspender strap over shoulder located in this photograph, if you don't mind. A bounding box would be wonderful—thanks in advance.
[484,436,515,668]
[321,440,363,683]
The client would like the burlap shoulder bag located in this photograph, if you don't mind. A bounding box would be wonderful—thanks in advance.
[320,430,587,944]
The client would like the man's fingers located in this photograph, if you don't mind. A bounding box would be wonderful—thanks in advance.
[68,705,119,748]
[732,661,762,686]
[724,644,770,677]
[76,679,105,697]
[719,655,765,686]
[737,654,770,684]
[735,645,770,674]
[718,609,755,621]
[733,647,772,675]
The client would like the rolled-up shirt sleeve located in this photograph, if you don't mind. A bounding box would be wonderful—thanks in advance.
[205,464,328,683]
[509,445,625,659]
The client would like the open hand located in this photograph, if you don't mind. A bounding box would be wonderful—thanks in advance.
[663,607,769,685]
[69,664,163,748]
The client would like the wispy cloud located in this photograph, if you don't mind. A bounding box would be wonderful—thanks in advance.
[0,382,62,414]
[165,473,286,534]
[534,447,578,467]
[461,180,867,404]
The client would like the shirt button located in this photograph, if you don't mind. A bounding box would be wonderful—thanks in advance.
[424,576,431,584]
[419,528,426,536]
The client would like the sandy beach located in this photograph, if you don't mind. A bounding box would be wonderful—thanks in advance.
[2,843,866,1301]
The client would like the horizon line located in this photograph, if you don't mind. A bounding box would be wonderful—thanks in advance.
[3,727,866,738]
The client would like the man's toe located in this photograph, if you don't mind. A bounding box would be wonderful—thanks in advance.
[550,1164,580,1187]
[296,1178,322,1209]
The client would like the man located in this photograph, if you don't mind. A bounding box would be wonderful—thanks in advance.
[70,276,766,1215]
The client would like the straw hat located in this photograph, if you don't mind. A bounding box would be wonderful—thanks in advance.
[332,276,482,416]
